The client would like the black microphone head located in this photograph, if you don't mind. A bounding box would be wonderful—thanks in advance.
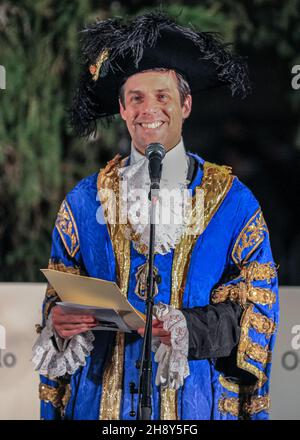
[145,143,166,161]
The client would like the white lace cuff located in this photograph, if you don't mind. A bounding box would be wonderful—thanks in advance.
[31,313,95,379]
[152,302,190,390]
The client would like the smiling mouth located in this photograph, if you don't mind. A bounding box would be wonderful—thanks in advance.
[138,121,165,129]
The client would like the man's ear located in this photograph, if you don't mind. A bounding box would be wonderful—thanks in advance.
[119,99,126,121]
[182,94,192,119]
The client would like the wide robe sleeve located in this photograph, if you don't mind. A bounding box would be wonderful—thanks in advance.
[183,178,278,420]
[32,198,94,420]
[212,206,278,419]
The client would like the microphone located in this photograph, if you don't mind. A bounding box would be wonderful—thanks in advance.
[145,143,166,186]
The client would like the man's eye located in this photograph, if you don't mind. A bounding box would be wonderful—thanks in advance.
[132,96,142,102]
[158,94,168,100]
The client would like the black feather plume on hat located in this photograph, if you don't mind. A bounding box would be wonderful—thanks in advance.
[69,11,251,138]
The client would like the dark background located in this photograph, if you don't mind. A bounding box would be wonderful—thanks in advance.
[0,0,299,283]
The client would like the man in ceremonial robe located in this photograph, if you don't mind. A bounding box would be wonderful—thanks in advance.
[32,12,279,420]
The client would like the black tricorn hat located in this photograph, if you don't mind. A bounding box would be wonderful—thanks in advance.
[70,11,251,137]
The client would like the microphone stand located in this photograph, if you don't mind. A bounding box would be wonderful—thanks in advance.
[136,178,161,420]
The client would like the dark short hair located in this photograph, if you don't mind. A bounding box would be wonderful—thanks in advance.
[119,68,191,108]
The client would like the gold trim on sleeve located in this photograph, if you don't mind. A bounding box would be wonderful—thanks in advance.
[55,200,80,258]
[241,338,272,366]
[215,192,276,402]
[243,395,270,415]
[97,155,131,420]
[211,282,276,307]
[218,395,270,417]
[43,261,81,320]
[35,324,42,334]
[237,305,268,386]
[219,374,262,394]
[232,209,268,268]
[248,306,276,338]
[218,397,240,417]
[240,261,277,283]
[39,382,71,415]
[47,260,81,274]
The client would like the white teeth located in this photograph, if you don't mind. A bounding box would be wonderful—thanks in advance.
[141,121,163,129]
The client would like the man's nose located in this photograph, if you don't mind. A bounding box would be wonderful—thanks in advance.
[140,97,160,116]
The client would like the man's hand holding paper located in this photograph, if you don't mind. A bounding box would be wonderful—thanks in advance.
[52,305,98,338]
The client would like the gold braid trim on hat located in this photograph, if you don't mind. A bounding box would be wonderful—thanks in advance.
[218,394,270,417]
[89,48,109,82]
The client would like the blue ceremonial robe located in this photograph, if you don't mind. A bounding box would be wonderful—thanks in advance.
[38,153,279,420]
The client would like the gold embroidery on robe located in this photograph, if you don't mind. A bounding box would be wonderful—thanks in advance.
[237,305,269,387]
[35,324,42,334]
[247,304,276,338]
[218,394,270,417]
[55,200,80,258]
[97,155,131,420]
[47,260,81,274]
[240,337,272,366]
[97,157,234,420]
[214,189,277,405]
[232,209,268,268]
[218,374,261,394]
[240,261,277,284]
[218,308,274,394]
[220,209,277,395]
[160,161,234,420]
[211,282,276,307]
[39,383,71,416]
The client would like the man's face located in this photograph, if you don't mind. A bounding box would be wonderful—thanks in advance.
[119,70,192,154]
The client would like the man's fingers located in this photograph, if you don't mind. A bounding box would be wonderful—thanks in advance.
[152,328,170,338]
[136,327,144,336]
[136,327,170,338]
[56,323,97,331]
[159,337,171,345]
[57,326,93,338]
[53,314,96,325]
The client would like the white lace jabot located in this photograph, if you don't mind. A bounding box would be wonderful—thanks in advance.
[118,139,191,255]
